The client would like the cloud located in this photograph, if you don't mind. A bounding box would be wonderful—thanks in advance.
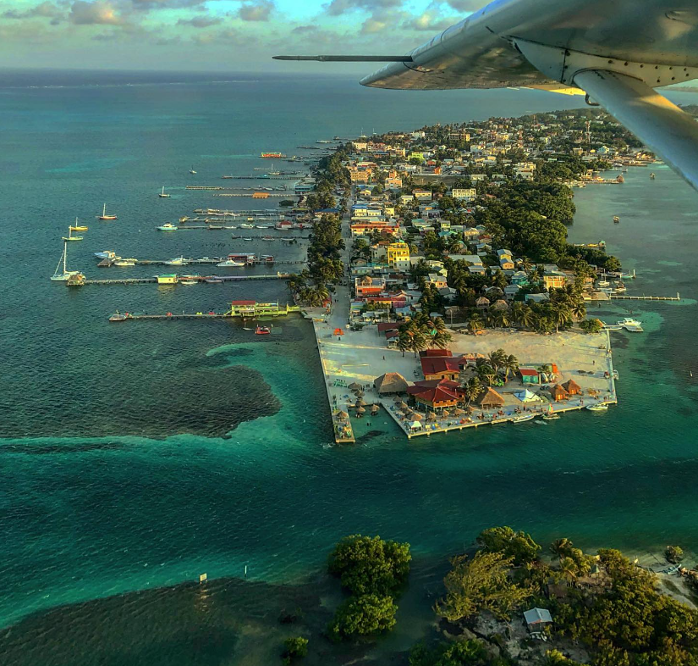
[403,11,455,31]
[445,0,489,11]
[324,0,402,16]
[177,15,222,27]
[237,0,273,21]
[361,15,387,33]
[2,1,65,23]
[69,1,125,25]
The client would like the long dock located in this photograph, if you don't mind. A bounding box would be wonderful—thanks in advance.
[99,258,305,267]
[611,292,681,301]
[81,274,291,286]
[109,303,301,320]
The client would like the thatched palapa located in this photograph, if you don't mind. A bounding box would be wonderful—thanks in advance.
[476,387,506,408]
[373,372,409,395]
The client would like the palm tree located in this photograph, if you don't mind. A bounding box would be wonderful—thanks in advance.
[492,311,510,329]
[501,354,519,381]
[410,330,428,357]
[462,377,482,405]
[510,302,526,327]
[430,329,452,349]
[550,538,573,561]
[518,305,536,330]
[552,304,573,333]
[468,313,484,335]
[488,349,506,372]
[571,300,587,321]
[397,334,411,357]
[476,363,496,386]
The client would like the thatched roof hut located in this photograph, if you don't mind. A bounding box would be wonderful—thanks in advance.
[426,411,437,421]
[373,372,409,395]
[454,407,465,416]
[356,406,366,414]
[550,384,569,402]
[349,382,362,390]
[562,379,582,395]
[411,412,423,421]
[371,404,380,413]
[337,410,349,420]
[442,409,451,417]
[475,387,505,408]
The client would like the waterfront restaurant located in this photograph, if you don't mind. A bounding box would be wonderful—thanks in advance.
[407,379,462,412]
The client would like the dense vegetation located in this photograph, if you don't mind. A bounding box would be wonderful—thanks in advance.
[326,535,411,641]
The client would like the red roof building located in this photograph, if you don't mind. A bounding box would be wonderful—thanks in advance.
[407,379,463,410]
[420,355,464,381]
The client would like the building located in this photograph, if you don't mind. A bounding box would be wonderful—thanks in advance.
[543,272,567,290]
[386,242,411,271]
[407,379,462,411]
[354,276,386,298]
[350,222,400,238]
[420,354,463,381]
[373,372,409,395]
[524,608,553,634]
[518,368,540,385]
[452,188,477,201]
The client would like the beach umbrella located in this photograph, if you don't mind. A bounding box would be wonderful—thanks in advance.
[427,411,437,421]
[411,412,424,421]
[357,398,367,406]
[371,404,380,414]
[454,407,465,416]
[356,390,365,397]
[357,406,366,414]
[349,382,362,390]
[337,410,349,419]
[442,409,450,417]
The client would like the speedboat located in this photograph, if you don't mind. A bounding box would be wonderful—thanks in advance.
[617,317,643,332]
[179,279,197,285]
[157,223,178,232]
[205,277,224,284]
[255,326,271,335]
[94,250,116,260]
[240,223,254,229]
[216,259,245,267]
[165,256,189,266]
[189,166,197,174]
[586,403,609,412]
[113,258,137,266]
[109,313,130,322]
[511,414,535,423]
[542,413,561,421]
[243,237,253,241]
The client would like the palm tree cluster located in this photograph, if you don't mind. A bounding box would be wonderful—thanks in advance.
[397,314,452,357]
[460,349,519,388]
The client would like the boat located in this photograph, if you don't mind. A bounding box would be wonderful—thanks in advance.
[62,226,83,242]
[262,236,275,241]
[50,241,81,281]
[260,152,286,159]
[511,414,536,424]
[113,258,137,266]
[256,225,271,229]
[165,256,189,266]
[596,279,610,288]
[243,238,253,241]
[255,325,271,335]
[280,237,295,242]
[216,259,245,267]
[70,217,88,232]
[542,413,561,421]
[586,403,609,412]
[158,186,170,198]
[157,223,178,232]
[617,317,644,332]
[650,172,656,180]
[189,166,197,174]
[205,277,224,283]
[613,282,627,293]
[179,278,198,285]
[94,250,116,260]
[240,223,254,229]
[613,215,620,224]
[97,203,117,220]
[109,312,130,322]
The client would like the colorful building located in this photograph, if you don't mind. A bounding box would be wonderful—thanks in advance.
[386,242,411,271]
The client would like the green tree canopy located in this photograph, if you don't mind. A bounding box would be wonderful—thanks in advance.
[477,526,541,565]
[327,594,397,641]
[327,535,411,597]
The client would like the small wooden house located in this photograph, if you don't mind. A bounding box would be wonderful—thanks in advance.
[562,379,582,395]
[550,384,569,402]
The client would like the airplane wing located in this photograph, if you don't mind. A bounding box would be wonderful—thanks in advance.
[275,0,698,189]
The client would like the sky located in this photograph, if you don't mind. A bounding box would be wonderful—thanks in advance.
[0,0,487,71]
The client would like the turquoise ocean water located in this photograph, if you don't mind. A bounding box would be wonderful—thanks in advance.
[2,70,698,658]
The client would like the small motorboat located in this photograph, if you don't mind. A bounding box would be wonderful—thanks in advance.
[511,414,535,424]
[94,250,116,260]
[190,166,197,174]
[613,215,620,224]
[179,279,198,285]
[255,325,271,335]
[109,312,130,322]
[165,256,189,266]
[113,258,137,267]
[205,278,224,284]
[542,413,561,421]
[586,403,609,412]
[157,223,178,232]
[216,259,245,267]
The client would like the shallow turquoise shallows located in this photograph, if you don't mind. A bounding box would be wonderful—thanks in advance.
[1,70,698,643]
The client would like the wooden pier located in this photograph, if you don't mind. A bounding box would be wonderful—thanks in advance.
[611,292,681,301]
[99,257,306,267]
[80,273,291,286]
[109,302,301,321]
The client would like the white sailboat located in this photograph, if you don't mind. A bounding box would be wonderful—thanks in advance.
[158,186,170,198]
[51,241,81,281]
[97,203,117,220]
[189,165,197,174]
